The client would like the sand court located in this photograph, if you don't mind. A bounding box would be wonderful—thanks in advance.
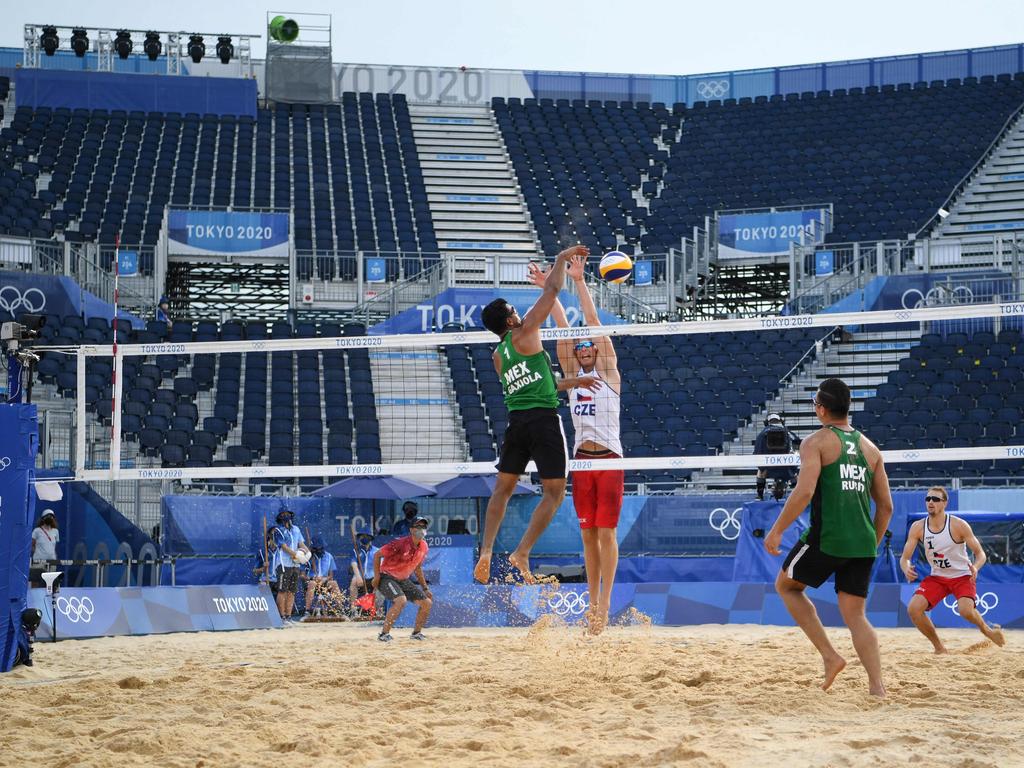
[1,623,1020,767]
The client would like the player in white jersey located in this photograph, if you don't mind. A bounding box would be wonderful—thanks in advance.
[528,254,623,634]
[900,485,1005,653]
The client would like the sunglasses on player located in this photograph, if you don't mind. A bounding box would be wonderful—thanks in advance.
[574,340,594,350]
[924,495,946,503]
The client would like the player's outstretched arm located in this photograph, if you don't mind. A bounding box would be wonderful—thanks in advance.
[526,261,576,372]
[570,254,619,387]
[764,434,821,555]
[520,245,586,334]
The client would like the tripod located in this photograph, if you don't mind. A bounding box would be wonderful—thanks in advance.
[875,530,899,583]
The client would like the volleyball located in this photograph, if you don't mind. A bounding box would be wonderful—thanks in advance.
[599,251,633,283]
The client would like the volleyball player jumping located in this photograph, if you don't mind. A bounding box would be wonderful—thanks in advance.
[476,245,601,584]
[530,254,624,633]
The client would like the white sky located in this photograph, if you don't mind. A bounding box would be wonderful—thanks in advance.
[5,0,1023,76]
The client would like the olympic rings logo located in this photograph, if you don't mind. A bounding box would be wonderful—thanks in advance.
[901,285,974,310]
[547,590,589,616]
[894,311,912,321]
[455,464,469,472]
[57,596,95,623]
[453,334,467,343]
[0,456,10,471]
[901,451,921,460]
[696,79,729,100]
[0,286,46,314]
[709,507,742,541]
[944,591,998,617]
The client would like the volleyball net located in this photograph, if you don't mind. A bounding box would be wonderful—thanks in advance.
[56,299,1024,485]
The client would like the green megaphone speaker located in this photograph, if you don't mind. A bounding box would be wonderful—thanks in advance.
[269,15,299,43]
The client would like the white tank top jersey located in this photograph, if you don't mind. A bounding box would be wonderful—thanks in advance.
[569,368,623,456]
[922,514,972,578]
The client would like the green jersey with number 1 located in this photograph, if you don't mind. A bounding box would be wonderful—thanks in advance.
[801,426,877,558]
[497,332,559,411]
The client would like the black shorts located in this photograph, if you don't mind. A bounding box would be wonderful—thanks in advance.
[497,407,568,479]
[377,573,426,602]
[277,566,300,593]
[781,541,875,598]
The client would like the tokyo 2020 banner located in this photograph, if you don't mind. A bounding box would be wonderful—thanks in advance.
[167,210,290,258]
[718,209,828,260]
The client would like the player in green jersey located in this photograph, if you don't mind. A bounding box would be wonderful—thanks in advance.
[474,244,600,584]
[764,377,893,697]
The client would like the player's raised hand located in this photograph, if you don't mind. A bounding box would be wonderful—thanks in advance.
[558,244,589,262]
[567,253,586,282]
[527,262,549,288]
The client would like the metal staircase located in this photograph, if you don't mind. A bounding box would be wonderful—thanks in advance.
[934,108,1024,238]
[409,103,540,282]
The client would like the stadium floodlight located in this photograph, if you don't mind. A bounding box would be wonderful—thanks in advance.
[143,31,162,61]
[40,25,59,56]
[215,36,234,64]
[187,34,205,63]
[114,30,133,59]
[70,28,89,57]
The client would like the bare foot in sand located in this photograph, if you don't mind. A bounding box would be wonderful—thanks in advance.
[933,645,949,655]
[586,606,606,636]
[983,624,1006,647]
[508,552,535,584]
[869,683,887,698]
[473,555,491,584]
[821,654,847,691]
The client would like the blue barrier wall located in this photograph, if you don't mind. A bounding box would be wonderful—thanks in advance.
[28,585,280,639]
[47,480,160,588]
[524,44,1024,105]
[390,581,1024,629]
[155,488,1024,587]
[13,69,257,118]
[0,404,38,673]
[0,270,144,328]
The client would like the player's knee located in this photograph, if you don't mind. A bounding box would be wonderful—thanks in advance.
[420,597,432,610]
[393,595,408,609]
[542,480,567,500]
[957,598,977,618]
[908,599,926,618]
[597,527,616,544]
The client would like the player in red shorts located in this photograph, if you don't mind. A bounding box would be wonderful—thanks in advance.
[900,485,1005,653]
[529,254,623,634]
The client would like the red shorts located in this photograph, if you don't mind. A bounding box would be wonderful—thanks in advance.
[572,452,624,529]
[914,574,977,610]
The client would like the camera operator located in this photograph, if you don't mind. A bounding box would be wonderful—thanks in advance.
[754,413,802,500]
[12,609,42,668]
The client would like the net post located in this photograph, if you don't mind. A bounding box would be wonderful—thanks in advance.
[110,349,124,479]
[75,347,86,477]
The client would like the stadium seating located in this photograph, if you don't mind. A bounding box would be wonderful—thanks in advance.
[5,309,381,473]
[0,93,436,272]
[492,75,1024,256]
[855,326,1024,482]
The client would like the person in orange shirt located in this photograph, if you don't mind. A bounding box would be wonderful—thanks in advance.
[373,517,432,642]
